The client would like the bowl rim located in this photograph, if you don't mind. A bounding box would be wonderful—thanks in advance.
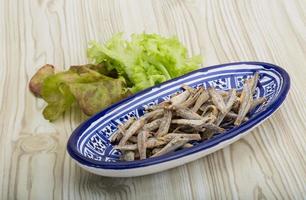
[67,61,290,170]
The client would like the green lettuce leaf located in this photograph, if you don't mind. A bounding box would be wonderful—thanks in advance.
[30,33,203,121]
[42,83,75,121]
[40,64,127,121]
[87,33,202,93]
[29,64,55,97]
[69,76,128,116]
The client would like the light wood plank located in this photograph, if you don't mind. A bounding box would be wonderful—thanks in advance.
[0,0,305,199]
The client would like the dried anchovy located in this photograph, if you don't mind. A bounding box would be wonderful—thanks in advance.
[180,88,203,108]
[146,137,167,148]
[155,110,172,137]
[235,77,256,126]
[161,133,201,142]
[151,136,189,157]
[143,118,163,131]
[141,109,164,121]
[115,144,137,151]
[174,106,203,120]
[195,123,225,133]
[215,89,237,126]
[170,90,191,106]
[250,73,259,94]
[112,73,264,160]
[137,130,149,160]
[110,117,135,142]
[209,87,227,114]
[119,119,145,146]
[171,119,210,126]
[192,89,210,112]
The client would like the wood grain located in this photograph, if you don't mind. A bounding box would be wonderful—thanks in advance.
[1,0,306,199]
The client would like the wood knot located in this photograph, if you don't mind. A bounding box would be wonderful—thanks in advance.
[19,135,57,153]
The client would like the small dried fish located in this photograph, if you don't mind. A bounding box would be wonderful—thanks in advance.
[235,79,253,126]
[112,73,263,161]
[192,89,210,112]
[143,118,163,131]
[161,133,201,142]
[110,117,135,142]
[250,72,259,94]
[116,137,166,150]
[141,109,164,121]
[170,90,191,106]
[146,138,167,148]
[171,119,208,126]
[180,88,203,108]
[155,110,172,137]
[209,88,227,114]
[137,130,149,160]
[175,106,203,120]
[215,89,237,126]
[196,123,225,133]
[119,119,145,146]
[115,144,137,151]
[151,136,189,157]
[225,89,238,110]
[110,131,121,143]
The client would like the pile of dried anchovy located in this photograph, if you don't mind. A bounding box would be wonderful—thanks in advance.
[111,73,266,161]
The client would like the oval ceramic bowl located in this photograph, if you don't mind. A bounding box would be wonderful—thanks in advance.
[67,62,290,177]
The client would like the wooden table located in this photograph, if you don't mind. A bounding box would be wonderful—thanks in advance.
[1,0,305,199]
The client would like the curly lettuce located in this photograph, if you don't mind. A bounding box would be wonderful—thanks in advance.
[30,64,128,121]
[29,33,203,121]
[87,33,202,93]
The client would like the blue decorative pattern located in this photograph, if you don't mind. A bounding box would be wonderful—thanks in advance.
[67,62,290,169]
[85,132,121,161]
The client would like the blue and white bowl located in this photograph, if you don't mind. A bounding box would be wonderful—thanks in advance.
[67,62,290,177]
